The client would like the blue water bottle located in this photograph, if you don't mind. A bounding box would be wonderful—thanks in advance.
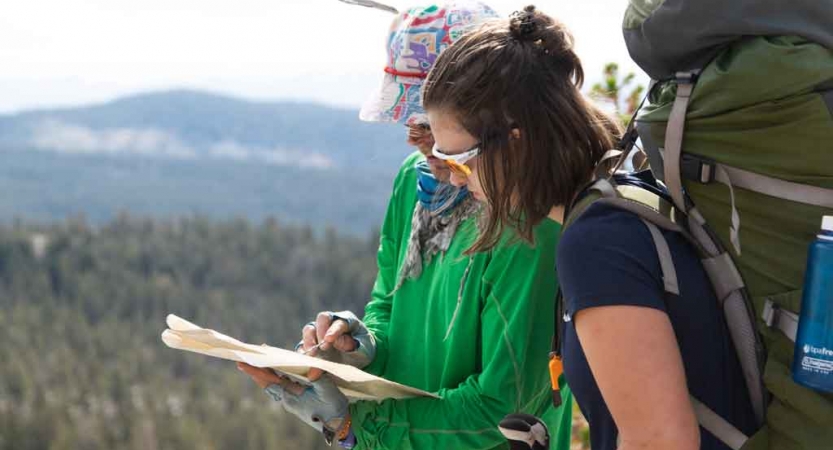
[793,215,833,392]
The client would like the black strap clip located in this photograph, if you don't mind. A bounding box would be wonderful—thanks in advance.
[681,154,716,184]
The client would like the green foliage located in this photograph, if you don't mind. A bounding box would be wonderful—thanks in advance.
[0,215,380,450]
[590,63,645,125]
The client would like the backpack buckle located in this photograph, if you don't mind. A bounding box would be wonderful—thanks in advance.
[761,300,779,328]
[617,126,639,152]
[681,154,716,184]
[761,299,799,342]
[675,71,700,84]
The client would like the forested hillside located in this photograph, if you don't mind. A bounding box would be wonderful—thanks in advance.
[0,215,379,450]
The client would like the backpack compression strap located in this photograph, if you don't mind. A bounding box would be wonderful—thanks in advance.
[661,77,831,342]
[662,71,833,256]
[663,71,699,213]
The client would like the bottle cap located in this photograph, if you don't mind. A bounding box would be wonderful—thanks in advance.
[822,215,833,233]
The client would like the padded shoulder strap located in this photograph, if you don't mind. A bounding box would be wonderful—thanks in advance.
[562,180,763,447]
[564,180,687,296]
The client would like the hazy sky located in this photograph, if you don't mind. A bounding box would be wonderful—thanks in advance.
[0,0,646,114]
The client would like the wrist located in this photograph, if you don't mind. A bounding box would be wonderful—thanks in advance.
[338,429,356,449]
[336,413,352,441]
[337,416,356,449]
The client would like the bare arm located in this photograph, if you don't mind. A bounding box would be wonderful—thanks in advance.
[575,304,699,450]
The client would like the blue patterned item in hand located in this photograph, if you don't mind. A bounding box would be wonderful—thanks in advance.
[265,375,349,434]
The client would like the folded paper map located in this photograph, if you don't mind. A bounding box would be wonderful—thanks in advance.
[161,314,437,401]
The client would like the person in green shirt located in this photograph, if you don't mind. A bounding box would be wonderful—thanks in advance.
[238,3,572,449]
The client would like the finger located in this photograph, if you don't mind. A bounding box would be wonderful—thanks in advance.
[237,362,262,374]
[302,324,318,352]
[321,319,350,350]
[266,368,288,382]
[238,362,271,388]
[237,363,284,387]
[237,362,268,379]
[315,312,333,348]
[307,367,324,382]
[333,333,358,353]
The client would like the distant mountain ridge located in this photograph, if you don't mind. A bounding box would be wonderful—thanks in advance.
[0,89,407,170]
[0,90,412,233]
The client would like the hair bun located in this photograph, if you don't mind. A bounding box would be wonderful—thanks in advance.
[507,5,584,86]
[509,5,538,38]
[509,5,539,40]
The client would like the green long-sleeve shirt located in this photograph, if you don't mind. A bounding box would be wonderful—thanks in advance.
[350,152,572,449]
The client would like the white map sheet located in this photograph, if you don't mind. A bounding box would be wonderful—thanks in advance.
[161,314,437,401]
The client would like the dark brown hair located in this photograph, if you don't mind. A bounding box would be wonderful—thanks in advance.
[423,5,621,253]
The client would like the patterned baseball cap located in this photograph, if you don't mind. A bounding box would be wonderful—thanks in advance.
[359,1,499,125]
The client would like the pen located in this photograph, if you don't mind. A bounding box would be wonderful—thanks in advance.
[302,342,324,355]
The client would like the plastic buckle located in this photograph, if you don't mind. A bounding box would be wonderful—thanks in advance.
[675,71,700,85]
[617,126,639,152]
[762,300,778,328]
[681,154,716,184]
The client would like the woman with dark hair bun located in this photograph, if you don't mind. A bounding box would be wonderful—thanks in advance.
[423,5,757,450]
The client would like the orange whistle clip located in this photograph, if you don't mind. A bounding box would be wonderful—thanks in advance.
[548,355,563,408]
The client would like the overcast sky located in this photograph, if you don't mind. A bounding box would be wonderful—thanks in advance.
[0,0,647,114]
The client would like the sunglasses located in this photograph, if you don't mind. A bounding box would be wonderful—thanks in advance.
[431,142,481,177]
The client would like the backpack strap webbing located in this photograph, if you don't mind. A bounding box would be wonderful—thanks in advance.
[714,162,833,209]
[650,75,774,424]
[761,299,799,342]
[588,193,755,448]
[681,154,833,256]
[640,219,681,295]
[656,71,833,256]
[663,71,700,213]
[606,187,760,448]
[636,206,756,448]
[691,396,749,450]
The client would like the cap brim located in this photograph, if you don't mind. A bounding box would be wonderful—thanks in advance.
[359,73,427,125]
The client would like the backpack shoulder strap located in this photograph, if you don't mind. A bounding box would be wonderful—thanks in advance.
[562,178,758,448]
[564,179,687,296]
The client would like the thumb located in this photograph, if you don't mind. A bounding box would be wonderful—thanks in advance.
[307,367,324,382]
[334,334,359,352]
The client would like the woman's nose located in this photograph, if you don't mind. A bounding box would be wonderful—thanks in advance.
[449,172,468,187]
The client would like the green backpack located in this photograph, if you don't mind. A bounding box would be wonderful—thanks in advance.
[617,1,833,448]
